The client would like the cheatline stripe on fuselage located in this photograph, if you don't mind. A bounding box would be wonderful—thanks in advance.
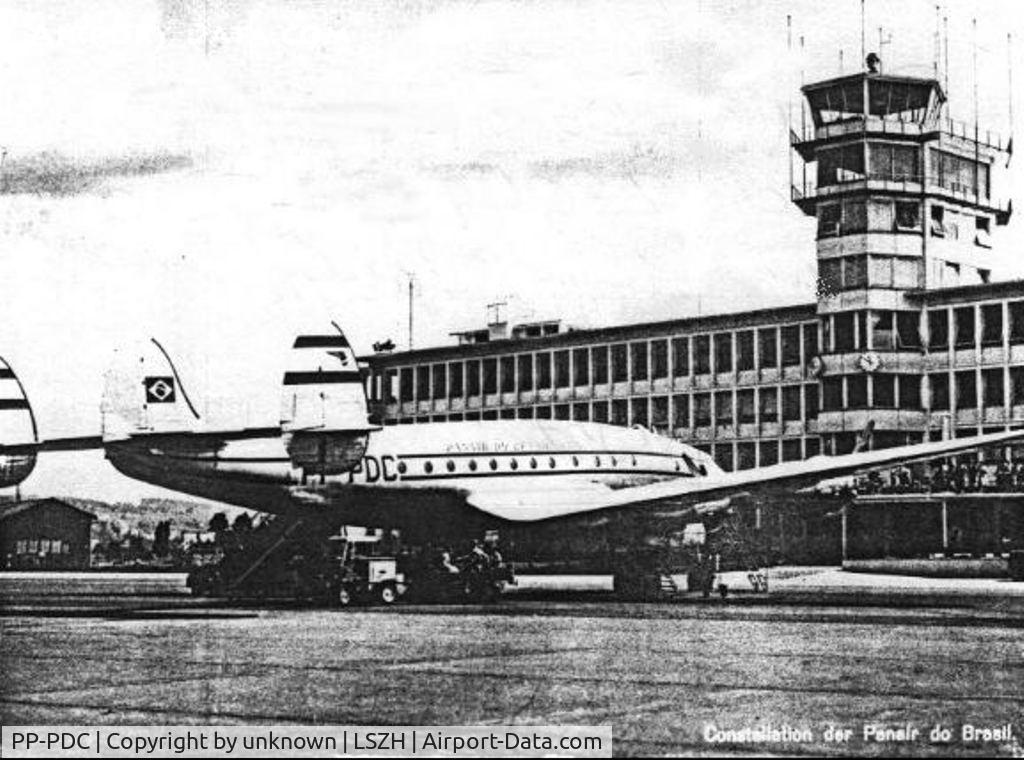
[156,448,689,463]
[0,368,16,380]
[153,455,691,482]
[155,454,695,480]
[398,468,691,482]
[397,449,686,459]
[0,399,30,410]
[282,370,362,385]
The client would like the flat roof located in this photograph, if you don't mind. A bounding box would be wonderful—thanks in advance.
[363,279,1024,367]
[363,302,818,366]
[802,71,945,100]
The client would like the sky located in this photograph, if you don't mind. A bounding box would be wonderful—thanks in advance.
[1,0,1022,502]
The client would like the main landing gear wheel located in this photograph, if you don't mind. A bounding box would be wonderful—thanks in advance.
[379,584,398,605]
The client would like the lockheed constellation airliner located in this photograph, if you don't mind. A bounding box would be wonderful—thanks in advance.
[3,326,1022,592]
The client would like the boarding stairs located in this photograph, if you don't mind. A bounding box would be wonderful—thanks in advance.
[226,515,307,592]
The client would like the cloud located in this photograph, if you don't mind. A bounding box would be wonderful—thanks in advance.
[530,144,683,182]
[0,150,193,196]
[429,161,502,181]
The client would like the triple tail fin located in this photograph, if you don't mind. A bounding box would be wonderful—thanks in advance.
[101,338,201,441]
[0,357,38,487]
[280,323,375,477]
[280,323,374,434]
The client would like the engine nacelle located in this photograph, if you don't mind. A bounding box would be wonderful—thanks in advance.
[0,452,36,488]
[283,431,369,477]
[0,357,38,488]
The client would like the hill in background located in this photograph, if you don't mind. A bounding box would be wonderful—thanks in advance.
[59,496,256,536]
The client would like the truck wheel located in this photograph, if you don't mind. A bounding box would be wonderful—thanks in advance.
[338,587,352,607]
[379,584,397,605]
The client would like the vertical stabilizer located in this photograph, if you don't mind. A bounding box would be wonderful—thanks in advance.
[0,357,38,487]
[102,339,201,441]
[280,324,374,477]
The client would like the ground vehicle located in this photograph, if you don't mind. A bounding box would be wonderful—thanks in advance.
[185,516,511,605]
[404,555,515,603]
[336,555,407,606]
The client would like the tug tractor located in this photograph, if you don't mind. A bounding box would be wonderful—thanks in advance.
[335,555,407,606]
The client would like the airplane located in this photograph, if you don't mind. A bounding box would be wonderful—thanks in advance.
[4,325,1024,596]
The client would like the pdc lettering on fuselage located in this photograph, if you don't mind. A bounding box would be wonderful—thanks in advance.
[347,455,400,483]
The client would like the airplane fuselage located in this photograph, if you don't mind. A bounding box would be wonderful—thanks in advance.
[105,420,721,547]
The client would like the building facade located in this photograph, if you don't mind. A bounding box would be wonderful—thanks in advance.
[0,499,96,570]
[364,59,1015,475]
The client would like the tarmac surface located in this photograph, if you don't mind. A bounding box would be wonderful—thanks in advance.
[2,570,1024,756]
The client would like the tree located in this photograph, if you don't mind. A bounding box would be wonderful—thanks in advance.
[208,512,229,534]
[153,520,172,557]
[233,512,253,532]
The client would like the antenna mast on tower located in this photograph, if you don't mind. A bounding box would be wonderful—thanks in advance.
[404,272,416,350]
[943,13,950,93]
[860,0,866,68]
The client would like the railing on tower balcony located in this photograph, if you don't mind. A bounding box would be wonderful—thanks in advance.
[791,175,925,207]
[791,117,1011,154]
[791,175,1011,223]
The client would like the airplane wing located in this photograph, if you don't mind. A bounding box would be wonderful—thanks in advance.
[0,427,283,456]
[464,428,1024,523]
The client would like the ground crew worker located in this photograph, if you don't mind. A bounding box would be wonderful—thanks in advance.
[484,537,503,567]
[470,540,491,571]
[439,550,460,574]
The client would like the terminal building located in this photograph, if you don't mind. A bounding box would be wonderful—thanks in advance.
[362,56,1018,565]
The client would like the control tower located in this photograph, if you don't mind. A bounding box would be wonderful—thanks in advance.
[790,53,1013,449]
